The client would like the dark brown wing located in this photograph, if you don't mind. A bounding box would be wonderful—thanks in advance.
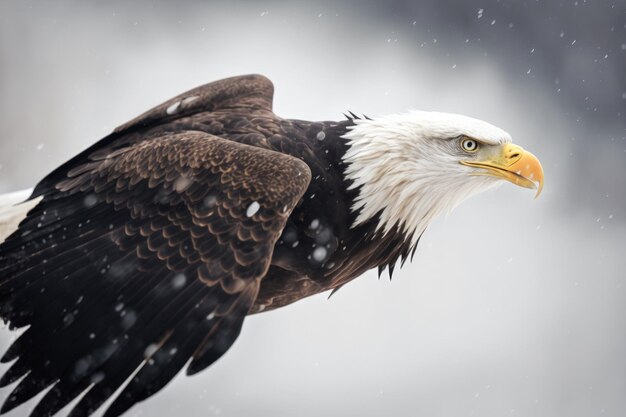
[0,131,311,417]
[31,74,275,199]
[113,73,274,135]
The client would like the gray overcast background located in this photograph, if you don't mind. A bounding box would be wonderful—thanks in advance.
[0,1,625,416]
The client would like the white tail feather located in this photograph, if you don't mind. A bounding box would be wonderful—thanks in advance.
[0,188,40,244]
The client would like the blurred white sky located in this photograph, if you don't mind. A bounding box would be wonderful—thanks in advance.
[0,1,624,416]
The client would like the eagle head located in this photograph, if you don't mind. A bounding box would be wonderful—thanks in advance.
[341,110,544,245]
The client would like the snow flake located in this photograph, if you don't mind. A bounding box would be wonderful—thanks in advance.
[316,131,326,141]
[203,195,218,208]
[246,201,260,217]
[182,95,199,105]
[166,101,181,115]
[171,273,187,289]
[83,194,98,208]
[477,8,483,19]
[63,313,75,325]
[312,247,327,262]
[91,372,105,384]
[174,176,193,192]
[309,219,320,230]
[144,343,159,358]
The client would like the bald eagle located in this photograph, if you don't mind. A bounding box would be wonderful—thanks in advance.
[0,74,543,417]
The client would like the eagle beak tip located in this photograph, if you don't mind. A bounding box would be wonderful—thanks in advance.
[534,179,544,199]
[510,147,544,199]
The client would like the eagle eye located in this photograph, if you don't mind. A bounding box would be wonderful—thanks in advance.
[461,137,479,153]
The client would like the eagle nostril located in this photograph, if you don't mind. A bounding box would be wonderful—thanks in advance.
[509,152,520,159]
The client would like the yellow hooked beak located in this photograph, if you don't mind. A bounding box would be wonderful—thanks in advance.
[460,143,544,198]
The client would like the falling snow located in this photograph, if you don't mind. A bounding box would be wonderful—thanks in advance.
[246,201,260,217]
[171,273,187,289]
[144,344,158,358]
[0,3,624,416]
[182,95,199,105]
[90,372,105,384]
[83,194,98,208]
[204,195,218,208]
[312,247,327,262]
[166,101,181,115]
[174,176,193,192]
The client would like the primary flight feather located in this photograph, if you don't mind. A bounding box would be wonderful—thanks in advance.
[0,74,543,417]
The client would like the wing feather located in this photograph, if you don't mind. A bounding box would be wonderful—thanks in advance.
[0,129,310,417]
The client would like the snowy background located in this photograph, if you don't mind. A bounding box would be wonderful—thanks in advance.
[0,0,625,416]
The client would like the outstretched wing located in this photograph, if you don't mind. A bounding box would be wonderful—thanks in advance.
[0,131,311,417]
